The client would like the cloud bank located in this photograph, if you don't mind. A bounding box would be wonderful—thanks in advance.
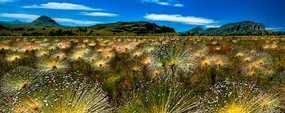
[145,13,215,25]
[23,2,101,11]
[81,12,118,17]
[0,13,39,22]
[142,0,184,7]
[54,18,100,26]
[266,27,283,31]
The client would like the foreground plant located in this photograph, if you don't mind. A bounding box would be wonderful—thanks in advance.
[235,50,274,78]
[0,67,40,94]
[37,58,68,71]
[203,81,281,113]
[5,53,23,62]
[280,85,285,111]
[119,78,201,113]
[6,72,113,113]
[150,44,197,78]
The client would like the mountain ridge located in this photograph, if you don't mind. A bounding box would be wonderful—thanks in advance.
[0,16,284,36]
[182,21,279,36]
[0,16,175,36]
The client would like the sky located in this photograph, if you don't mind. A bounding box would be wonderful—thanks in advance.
[0,0,284,32]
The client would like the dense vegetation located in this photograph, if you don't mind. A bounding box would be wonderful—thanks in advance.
[0,36,284,113]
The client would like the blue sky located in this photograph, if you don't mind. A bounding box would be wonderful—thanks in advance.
[0,0,284,31]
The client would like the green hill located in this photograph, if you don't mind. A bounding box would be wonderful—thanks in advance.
[31,16,60,27]
[89,21,175,35]
[182,21,275,36]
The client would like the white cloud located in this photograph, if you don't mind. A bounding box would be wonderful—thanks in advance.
[142,0,184,7]
[0,13,39,22]
[0,0,14,4]
[156,1,170,6]
[174,3,184,7]
[206,25,221,28]
[266,27,283,31]
[54,18,100,26]
[81,12,118,17]
[144,13,215,25]
[23,2,101,11]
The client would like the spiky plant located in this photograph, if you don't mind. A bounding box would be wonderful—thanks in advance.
[234,50,275,79]
[0,93,11,113]
[5,53,23,62]
[202,81,281,113]
[70,48,90,60]
[198,55,229,68]
[0,67,57,112]
[86,51,111,71]
[9,74,113,113]
[151,44,196,78]
[280,85,285,111]
[37,58,68,71]
[119,78,201,113]
[242,56,274,78]
[0,67,40,94]
[35,49,49,57]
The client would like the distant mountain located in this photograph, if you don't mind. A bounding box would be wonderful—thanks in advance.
[0,16,175,36]
[0,24,6,29]
[185,26,204,35]
[0,17,283,36]
[183,21,274,36]
[11,20,27,25]
[90,21,175,35]
[31,16,60,27]
[0,20,27,26]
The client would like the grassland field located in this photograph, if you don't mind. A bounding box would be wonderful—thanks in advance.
[0,36,285,113]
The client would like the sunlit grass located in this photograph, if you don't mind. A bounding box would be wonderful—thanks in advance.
[37,58,68,71]
[6,53,22,62]
[11,75,113,113]
[119,78,200,113]
[0,67,38,94]
[203,81,281,113]
[0,36,284,113]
